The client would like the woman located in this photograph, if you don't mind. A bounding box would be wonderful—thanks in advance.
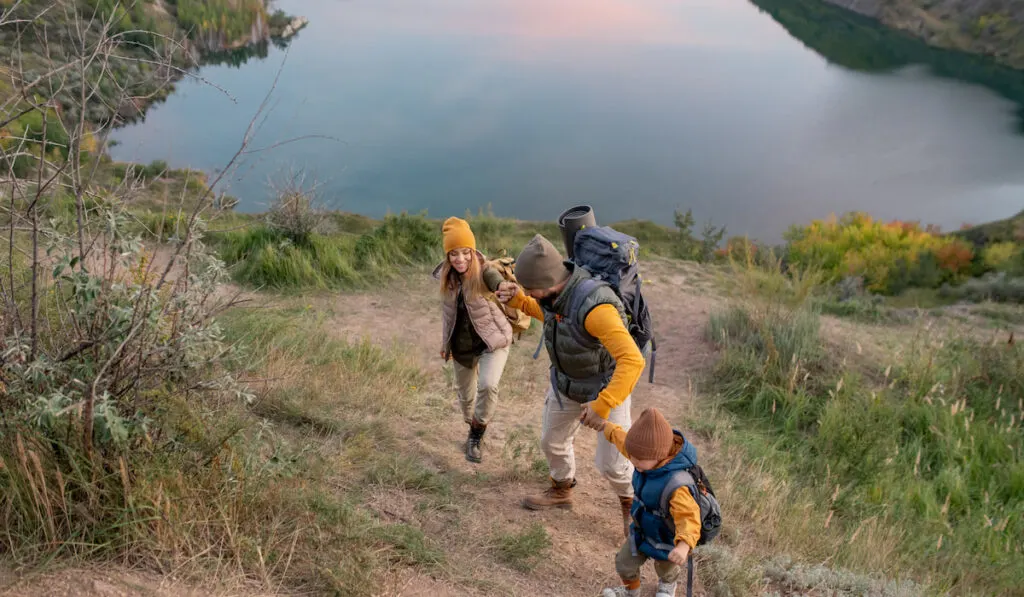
[433,217,513,463]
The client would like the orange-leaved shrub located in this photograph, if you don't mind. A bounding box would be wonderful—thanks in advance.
[785,212,974,294]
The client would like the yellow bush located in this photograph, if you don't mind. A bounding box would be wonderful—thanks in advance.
[982,242,1019,272]
[786,212,974,293]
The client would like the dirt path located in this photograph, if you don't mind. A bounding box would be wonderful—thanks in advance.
[316,258,720,597]
[1,259,721,597]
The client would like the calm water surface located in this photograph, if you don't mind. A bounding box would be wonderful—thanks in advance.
[110,0,1024,241]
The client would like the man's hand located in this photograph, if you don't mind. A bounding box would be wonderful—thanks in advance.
[579,404,606,431]
[667,543,690,566]
[495,281,519,303]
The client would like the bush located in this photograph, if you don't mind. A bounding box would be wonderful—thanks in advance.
[265,173,327,244]
[982,241,1022,274]
[673,209,727,262]
[939,272,1024,304]
[785,212,974,294]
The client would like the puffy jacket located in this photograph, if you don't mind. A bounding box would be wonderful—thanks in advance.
[433,252,513,358]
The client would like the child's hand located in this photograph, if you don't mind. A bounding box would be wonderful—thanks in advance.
[667,543,690,566]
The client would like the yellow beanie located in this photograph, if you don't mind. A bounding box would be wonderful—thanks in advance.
[442,217,476,253]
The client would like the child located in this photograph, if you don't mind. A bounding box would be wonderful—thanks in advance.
[596,407,702,597]
[433,217,513,463]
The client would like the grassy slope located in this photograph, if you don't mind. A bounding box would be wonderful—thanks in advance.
[5,224,1022,596]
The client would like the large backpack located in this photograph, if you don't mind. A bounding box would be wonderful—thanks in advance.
[571,226,657,382]
[486,255,532,339]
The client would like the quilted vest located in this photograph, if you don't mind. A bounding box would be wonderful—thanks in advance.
[541,266,626,403]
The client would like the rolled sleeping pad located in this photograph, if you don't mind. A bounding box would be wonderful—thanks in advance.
[557,205,597,260]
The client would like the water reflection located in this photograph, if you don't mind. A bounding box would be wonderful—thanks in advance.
[201,37,294,70]
[749,0,1024,132]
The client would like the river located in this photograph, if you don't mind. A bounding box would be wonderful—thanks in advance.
[109,0,1024,241]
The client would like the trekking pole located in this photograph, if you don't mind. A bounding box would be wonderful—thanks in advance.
[687,552,694,597]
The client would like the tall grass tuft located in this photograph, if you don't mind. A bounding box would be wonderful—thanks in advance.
[706,259,1024,595]
[217,212,441,289]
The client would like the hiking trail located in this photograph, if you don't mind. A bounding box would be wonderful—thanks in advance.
[1,258,720,597]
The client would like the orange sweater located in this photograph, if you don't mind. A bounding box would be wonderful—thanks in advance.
[508,291,644,419]
[604,422,702,549]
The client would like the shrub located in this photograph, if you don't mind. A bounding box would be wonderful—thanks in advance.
[673,209,727,262]
[265,172,327,244]
[785,212,974,294]
[939,272,1024,304]
[982,241,1022,273]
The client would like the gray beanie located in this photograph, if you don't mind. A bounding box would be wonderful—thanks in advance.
[515,234,571,290]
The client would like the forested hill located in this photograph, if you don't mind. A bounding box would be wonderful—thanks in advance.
[824,0,1024,68]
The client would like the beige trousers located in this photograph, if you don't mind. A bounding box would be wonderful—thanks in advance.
[541,388,634,498]
[453,347,510,425]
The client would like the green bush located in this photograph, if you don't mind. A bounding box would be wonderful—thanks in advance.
[939,272,1024,304]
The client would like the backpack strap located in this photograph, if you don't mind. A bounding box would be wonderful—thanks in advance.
[659,469,697,517]
[633,275,657,384]
[565,277,611,350]
[648,335,657,384]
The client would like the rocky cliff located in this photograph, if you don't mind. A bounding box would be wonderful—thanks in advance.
[824,0,1024,68]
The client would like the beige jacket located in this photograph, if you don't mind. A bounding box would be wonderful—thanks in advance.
[433,251,513,360]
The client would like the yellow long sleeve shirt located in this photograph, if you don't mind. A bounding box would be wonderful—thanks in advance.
[508,290,644,419]
[603,422,702,549]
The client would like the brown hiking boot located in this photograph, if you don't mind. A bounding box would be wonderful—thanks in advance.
[619,496,634,539]
[522,478,576,510]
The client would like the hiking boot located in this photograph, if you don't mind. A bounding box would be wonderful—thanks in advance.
[522,478,576,510]
[619,495,633,539]
[465,421,485,464]
[655,581,678,597]
[601,587,640,597]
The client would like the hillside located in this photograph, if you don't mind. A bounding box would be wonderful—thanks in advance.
[2,3,1023,595]
[1,199,1022,596]
[825,0,1024,68]
[0,0,302,127]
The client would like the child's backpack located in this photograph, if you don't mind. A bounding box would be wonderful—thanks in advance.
[570,226,657,382]
[487,255,532,339]
[659,464,722,547]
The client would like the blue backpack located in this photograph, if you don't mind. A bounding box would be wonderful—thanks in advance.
[571,226,656,382]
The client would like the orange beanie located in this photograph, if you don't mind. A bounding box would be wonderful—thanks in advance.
[624,407,675,461]
[442,217,476,253]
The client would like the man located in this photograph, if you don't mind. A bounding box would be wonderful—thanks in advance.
[496,234,645,537]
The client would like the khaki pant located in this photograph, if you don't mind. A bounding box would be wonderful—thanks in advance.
[541,388,634,498]
[615,541,681,584]
[453,347,510,425]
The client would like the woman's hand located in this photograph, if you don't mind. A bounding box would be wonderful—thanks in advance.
[495,281,518,303]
